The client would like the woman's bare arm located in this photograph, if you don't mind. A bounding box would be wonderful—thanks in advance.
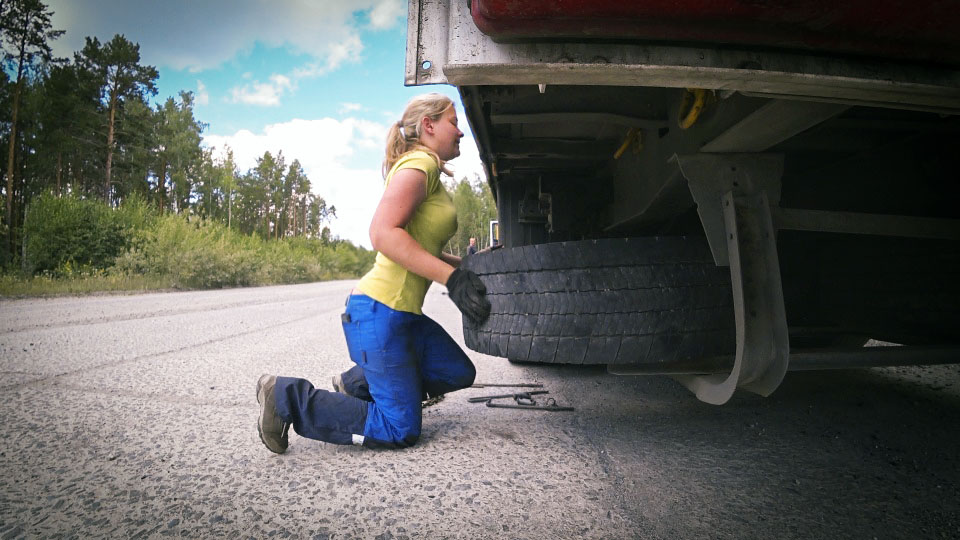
[368,168,456,284]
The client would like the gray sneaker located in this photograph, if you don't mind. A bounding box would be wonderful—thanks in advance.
[256,374,290,454]
[332,373,352,397]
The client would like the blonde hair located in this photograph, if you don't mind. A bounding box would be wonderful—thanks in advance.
[383,93,454,178]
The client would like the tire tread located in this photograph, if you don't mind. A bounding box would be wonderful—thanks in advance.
[462,237,736,364]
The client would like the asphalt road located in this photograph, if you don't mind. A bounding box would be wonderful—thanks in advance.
[1,281,958,539]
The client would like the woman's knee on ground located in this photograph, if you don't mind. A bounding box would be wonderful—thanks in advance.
[454,362,476,390]
[369,425,420,448]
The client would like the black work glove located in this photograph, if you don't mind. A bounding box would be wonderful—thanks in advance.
[446,268,491,325]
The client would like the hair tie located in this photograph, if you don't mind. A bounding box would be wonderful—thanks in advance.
[396,120,403,129]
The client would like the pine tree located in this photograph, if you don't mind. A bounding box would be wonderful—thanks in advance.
[76,34,158,204]
[1,0,62,263]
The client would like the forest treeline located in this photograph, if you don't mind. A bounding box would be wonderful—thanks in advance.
[0,0,497,293]
[1,0,337,268]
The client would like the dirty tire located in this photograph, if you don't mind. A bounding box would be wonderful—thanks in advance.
[460,237,736,365]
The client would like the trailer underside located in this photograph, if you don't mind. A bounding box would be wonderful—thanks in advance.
[408,0,960,403]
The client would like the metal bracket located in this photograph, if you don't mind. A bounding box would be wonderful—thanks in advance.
[673,153,783,266]
[517,177,554,232]
[673,154,790,404]
[406,0,960,114]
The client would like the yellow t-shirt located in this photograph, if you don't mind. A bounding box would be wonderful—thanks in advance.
[356,151,458,314]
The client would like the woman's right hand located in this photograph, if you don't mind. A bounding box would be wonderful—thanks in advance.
[445,268,491,324]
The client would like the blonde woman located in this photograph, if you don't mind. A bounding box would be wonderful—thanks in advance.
[256,94,490,452]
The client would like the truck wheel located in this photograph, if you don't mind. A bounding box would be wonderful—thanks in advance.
[460,237,736,365]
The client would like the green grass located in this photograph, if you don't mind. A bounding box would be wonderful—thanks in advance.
[5,196,375,298]
[0,272,177,298]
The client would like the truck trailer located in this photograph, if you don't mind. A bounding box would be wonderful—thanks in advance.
[406,0,960,404]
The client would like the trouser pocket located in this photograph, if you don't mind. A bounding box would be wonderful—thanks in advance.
[342,295,383,366]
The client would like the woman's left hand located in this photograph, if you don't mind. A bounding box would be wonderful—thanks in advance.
[446,268,491,324]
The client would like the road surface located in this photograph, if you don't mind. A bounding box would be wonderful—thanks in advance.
[1,281,958,538]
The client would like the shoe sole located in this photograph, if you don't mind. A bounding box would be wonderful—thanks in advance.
[332,374,358,398]
[256,375,287,454]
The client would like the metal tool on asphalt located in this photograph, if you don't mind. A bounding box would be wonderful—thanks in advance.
[467,390,574,412]
[467,390,549,403]
[486,397,574,412]
[470,383,545,388]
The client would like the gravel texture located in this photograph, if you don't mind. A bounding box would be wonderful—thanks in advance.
[1,281,958,539]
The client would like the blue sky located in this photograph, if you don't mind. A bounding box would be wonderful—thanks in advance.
[45,0,483,248]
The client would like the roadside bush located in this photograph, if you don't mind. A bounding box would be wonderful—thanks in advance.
[22,194,155,275]
[256,238,329,284]
[17,195,374,292]
[113,195,158,244]
[327,240,375,279]
[112,215,373,289]
[113,216,259,288]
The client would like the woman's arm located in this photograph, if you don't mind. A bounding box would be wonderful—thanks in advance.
[368,168,456,284]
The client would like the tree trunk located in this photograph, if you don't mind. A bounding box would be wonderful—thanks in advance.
[76,152,83,194]
[4,77,22,260]
[104,91,118,204]
[290,200,297,237]
[57,151,62,195]
[14,153,25,266]
[3,11,30,263]
[157,159,167,212]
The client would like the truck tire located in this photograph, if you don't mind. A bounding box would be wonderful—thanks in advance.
[460,237,736,365]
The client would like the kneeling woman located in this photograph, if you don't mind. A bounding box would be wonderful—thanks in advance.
[256,93,491,452]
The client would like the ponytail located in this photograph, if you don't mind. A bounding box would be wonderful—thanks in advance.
[382,93,454,178]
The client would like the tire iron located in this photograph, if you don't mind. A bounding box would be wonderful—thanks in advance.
[487,397,574,412]
[468,390,574,412]
[467,390,549,403]
[470,383,544,388]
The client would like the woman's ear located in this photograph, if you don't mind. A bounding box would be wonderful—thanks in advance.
[421,116,435,135]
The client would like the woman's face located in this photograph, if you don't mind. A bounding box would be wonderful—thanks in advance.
[424,106,464,161]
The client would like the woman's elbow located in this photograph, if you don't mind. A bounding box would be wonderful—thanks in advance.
[369,224,387,252]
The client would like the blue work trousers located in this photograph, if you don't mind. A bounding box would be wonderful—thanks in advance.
[274,294,475,448]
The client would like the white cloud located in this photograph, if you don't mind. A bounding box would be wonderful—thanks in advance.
[229,74,296,106]
[369,0,405,30]
[326,34,365,72]
[195,81,209,106]
[229,35,364,108]
[203,117,486,248]
[47,0,405,72]
[288,32,364,81]
[269,74,293,90]
[230,81,284,107]
[339,103,364,114]
[204,117,389,247]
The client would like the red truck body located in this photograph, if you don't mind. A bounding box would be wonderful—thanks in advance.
[471,0,960,65]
